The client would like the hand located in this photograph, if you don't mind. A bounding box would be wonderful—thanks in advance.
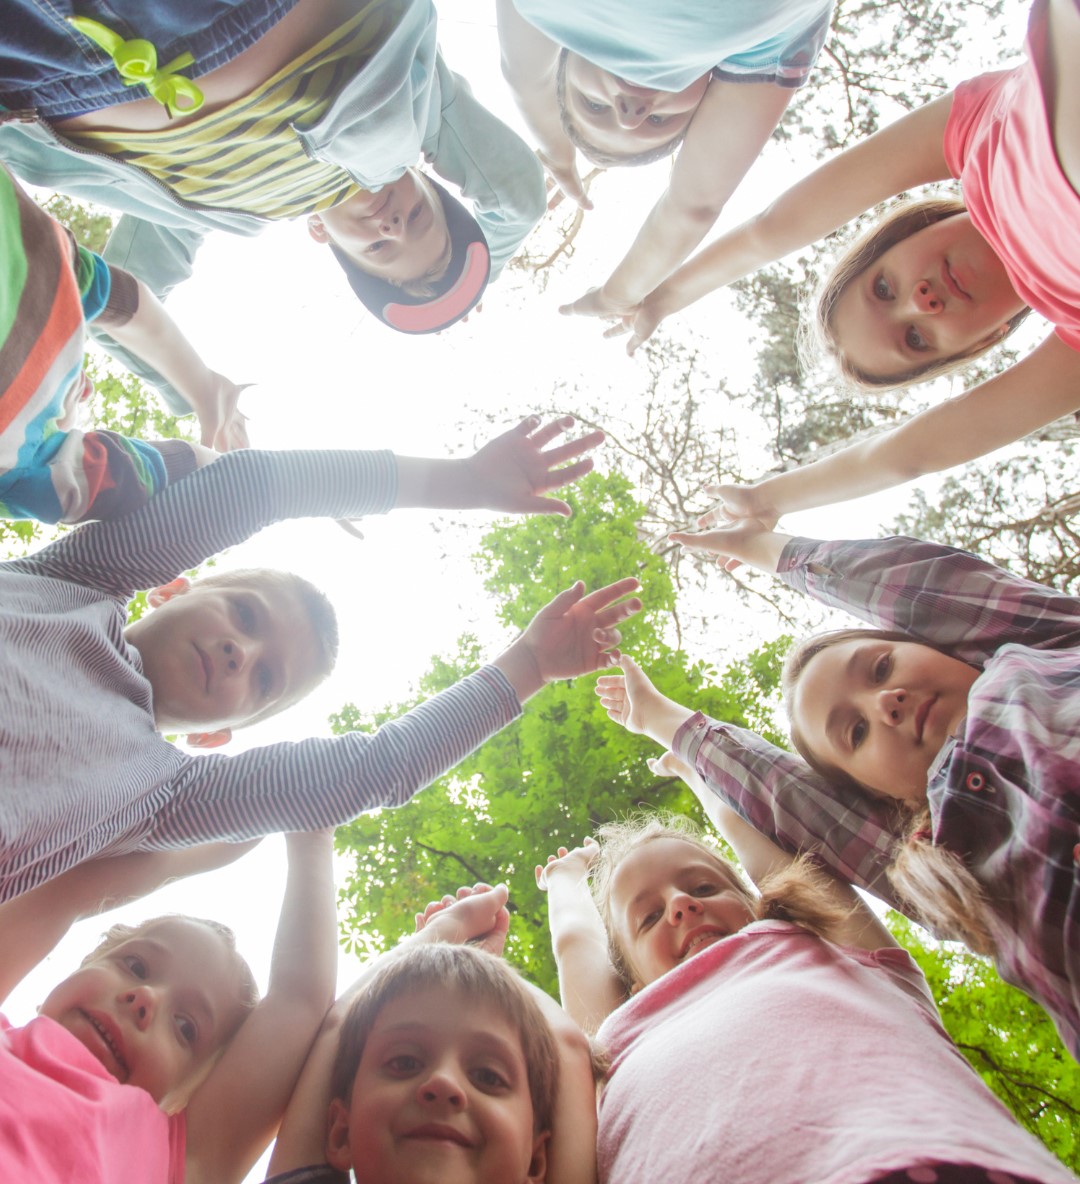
[558,286,637,321]
[647,749,697,787]
[535,837,598,892]
[414,882,510,956]
[538,150,594,212]
[194,373,252,452]
[463,415,604,517]
[602,294,667,356]
[697,483,779,532]
[669,516,778,573]
[594,653,664,736]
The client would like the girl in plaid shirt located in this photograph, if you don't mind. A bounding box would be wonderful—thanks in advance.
[595,519,1080,1061]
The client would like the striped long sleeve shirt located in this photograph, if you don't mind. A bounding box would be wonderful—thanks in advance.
[0,448,520,902]
[674,535,1080,1057]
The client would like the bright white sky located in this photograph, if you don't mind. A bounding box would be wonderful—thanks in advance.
[7,1,1035,1178]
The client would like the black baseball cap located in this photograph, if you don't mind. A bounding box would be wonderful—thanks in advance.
[330,177,490,334]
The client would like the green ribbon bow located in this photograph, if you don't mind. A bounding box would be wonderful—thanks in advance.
[67,16,204,119]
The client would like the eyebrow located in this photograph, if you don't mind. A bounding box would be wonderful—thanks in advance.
[378,1022,523,1062]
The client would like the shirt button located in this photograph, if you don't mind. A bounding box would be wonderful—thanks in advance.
[965,772,986,792]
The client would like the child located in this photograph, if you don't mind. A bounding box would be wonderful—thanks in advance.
[0,162,247,523]
[538,792,1078,1184]
[497,0,834,325]
[611,0,1080,521]
[599,516,1080,1059]
[0,828,338,1184]
[0,0,544,366]
[0,415,642,902]
[265,883,598,1184]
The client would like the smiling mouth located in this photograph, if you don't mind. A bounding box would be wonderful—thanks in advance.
[914,696,937,743]
[943,260,970,301]
[193,643,212,692]
[81,1011,130,1080]
[404,1124,475,1149]
[678,927,726,960]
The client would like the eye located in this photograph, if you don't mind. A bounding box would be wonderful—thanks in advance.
[176,1016,198,1046]
[872,653,892,683]
[905,325,930,351]
[583,97,609,114]
[122,954,148,980]
[691,882,718,897]
[638,909,661,932]
[367,240,387,254]
[850,718,868,749]
[385,1054,423,1076]
[408,201,422,225]
[872,274,892,300]
[255,664,273,699]
[471,1065,511,1092]
[646,113,672,126]
[234,599,257,635]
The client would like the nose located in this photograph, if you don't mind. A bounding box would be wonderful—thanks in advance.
[379,210,404,238]
[121,984,157,1030]
[221,638,250,676]
[417,1068,466,1109]
[911,280,943,314]
[877,688,907,726]
[615,94,653,129]
[666,891,703,924]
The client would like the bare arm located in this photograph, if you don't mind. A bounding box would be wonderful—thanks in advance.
[0,841,259,1005]
[717,334,1080,521]
[185,831,337,1184]
[618,91,955,351]
[105,276,250,452]
[536,842,625,1034]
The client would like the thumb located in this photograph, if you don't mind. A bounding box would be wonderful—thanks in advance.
[539,580,586,618]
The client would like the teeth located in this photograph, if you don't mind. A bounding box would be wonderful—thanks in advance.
[89,1016,127,1074]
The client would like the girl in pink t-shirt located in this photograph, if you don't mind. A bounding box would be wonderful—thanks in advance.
[0,832,336,1184]
[605,0,1080,527]
[537,776,1076,1184]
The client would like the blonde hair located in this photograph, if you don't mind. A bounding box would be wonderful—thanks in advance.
[807,196,1030,390]
[591,813,852,989]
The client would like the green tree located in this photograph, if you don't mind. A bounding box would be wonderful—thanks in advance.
[331,470,788,994]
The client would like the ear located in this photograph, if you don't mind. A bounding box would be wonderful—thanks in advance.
[307,214,330,244]
[147,576,191,609]
[525,1130,549,1183]
[185,729,232,749]
[325,1098,354,1172]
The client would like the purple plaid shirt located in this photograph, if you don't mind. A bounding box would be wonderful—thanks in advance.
[674,536,1080,1057]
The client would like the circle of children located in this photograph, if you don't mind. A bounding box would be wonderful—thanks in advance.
[0,0,1078,1182]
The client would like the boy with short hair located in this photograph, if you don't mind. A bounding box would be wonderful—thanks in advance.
[265,885,598,1184]
[0,163,247,523]
[0,416,640,903]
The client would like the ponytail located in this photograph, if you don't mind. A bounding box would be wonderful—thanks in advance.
[887,809,997,956]
[756,855,856,944]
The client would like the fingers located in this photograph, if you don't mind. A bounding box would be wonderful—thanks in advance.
[592,594,642,630]
[539,580,587,617]
[526,414,574,448]
[578,576,642,611]
[539,429,605,468]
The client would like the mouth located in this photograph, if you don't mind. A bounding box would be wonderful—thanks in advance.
[80,1010,130,1080]
[678,926,727,961]
[914,695,937,743]
[942,260,970,302]
[404,1124,476,1149]
[193,643,212,693]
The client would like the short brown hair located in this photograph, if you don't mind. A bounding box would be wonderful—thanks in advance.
[193,567,339,722]
[808,197,1030,389]
[330,943,558,1134]
[591,813,850,989]
[555,49,688,168]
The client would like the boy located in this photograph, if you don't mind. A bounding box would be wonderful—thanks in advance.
[0,416,641,903]
[0,163,246,523]
[265,884,598,1184]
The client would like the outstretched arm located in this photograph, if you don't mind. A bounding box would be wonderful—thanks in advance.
[185,831,337,1184]
[613,92,954,351]
[0,841,259,1006]
[537,840,625,1033]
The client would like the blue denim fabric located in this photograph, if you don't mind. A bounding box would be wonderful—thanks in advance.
[0,0,297,117]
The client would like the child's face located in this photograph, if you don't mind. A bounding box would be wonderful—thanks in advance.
[39,918,250,1103]
[327,986,547,1184]
[309,169,450,285]
[830,214,1024,378]
[563,54,708,158]
[790,638,980,801]
[610,839,756,990]
[125,579,322,731]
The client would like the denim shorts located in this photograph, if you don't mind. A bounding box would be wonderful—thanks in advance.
[1,0,298,118]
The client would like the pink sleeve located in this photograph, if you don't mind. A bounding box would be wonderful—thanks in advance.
[942,69,1013,179]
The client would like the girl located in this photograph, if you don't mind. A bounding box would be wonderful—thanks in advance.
[538,780,1077,1184]
[598,517,1080,1060]
[0,0,542,359]
[0,830,337,1184]
[611,0,1080,523]
[496,0,834,325]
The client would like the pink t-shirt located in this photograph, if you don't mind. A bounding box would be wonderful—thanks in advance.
[0,1014,186,1184]
[596,921,1075,1184]
[943,0,1080,351]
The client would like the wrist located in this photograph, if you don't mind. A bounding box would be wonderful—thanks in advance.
[492,637,546,703]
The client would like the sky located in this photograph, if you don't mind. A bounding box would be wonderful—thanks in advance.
[5,1,1036,1178]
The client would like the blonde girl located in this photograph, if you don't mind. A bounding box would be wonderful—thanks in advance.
[612,0,1080,523]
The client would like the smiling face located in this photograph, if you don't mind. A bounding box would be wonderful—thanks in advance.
[830,213,1025,381]
[309,169,451,286]
[124,577,323,732]
[327,987,547,1184]
[789,638,980,802]
[561,52,708,161]
[40,918,251,1103]
[608,838,756,990]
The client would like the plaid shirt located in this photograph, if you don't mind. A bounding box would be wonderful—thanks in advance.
[674,536,1080,1057]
